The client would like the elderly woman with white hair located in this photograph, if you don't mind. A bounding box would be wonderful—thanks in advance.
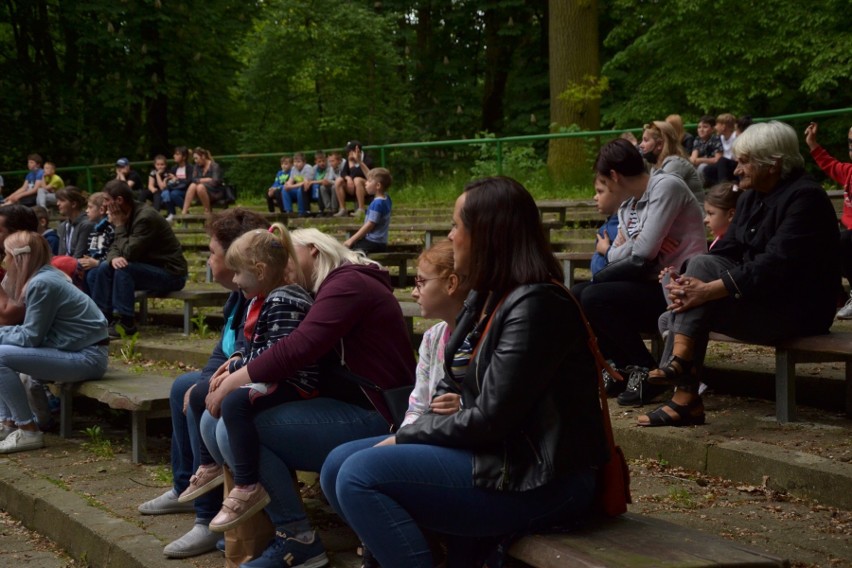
[640,121,840,427]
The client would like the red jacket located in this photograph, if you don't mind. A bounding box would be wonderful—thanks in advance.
[811,145,852,229]
[247,262,415,423]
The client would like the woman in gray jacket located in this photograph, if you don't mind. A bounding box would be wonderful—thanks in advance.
[573,138,707,406]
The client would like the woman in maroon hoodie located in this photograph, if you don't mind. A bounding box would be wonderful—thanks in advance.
[199,228,415,568]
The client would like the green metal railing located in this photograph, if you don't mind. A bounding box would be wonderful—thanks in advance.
[3,107,850,194]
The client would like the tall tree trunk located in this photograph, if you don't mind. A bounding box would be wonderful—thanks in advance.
[481,8,511,133]
[547,0,600,181]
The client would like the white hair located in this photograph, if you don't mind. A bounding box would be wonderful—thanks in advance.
[290,228,379,293]
[733,121,804,178]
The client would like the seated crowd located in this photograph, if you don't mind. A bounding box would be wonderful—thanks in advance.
[0,117,849,567]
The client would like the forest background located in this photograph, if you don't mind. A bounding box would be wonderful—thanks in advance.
[1,0,850,197]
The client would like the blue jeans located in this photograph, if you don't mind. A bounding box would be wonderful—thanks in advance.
[87,261,186,318]
[0,345,108,424]
[200,398,388,529]
[161,188,186,216]
[321,439,596,568]
[281,187,306,215]
[169,372,222,523]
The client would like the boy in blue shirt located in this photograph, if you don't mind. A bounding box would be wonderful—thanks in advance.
[344,168,392,254]
[266,156,292,213]
[589,174,625,277]
[5,154,44,207]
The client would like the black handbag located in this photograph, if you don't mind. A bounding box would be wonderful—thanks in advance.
[342,372,413,431]
[325,341,413,430]
[593,254,655,283]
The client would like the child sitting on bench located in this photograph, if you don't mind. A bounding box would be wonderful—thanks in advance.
[181,224,317,532]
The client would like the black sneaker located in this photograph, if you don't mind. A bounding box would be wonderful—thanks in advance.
[602,363,627,397]
[616,366,667,406]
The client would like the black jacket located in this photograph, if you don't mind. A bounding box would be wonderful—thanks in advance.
[396,283,609,492]
[712,169,839,335]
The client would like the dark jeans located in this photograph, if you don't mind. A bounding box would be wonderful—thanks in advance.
[353,239,387,254]
[87,261,186,318]
[162,188,186,216]
[703,157,738,186]
[320,437,596,568]
[200,398,388,529]
[169,372,222,523]
[573,280,666,369]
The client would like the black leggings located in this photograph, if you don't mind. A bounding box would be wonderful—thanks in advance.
[572,280,666,369]
[189,378,305,485]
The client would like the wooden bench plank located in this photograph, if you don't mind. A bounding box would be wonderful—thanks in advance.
[554,251,593,288]
[135,289,231,335]
[709,331,852,422]
[370,251,419,287]
[51,370,175,464]
[508,513,786,568]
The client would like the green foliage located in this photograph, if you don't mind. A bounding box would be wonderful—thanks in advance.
[600,0,852,127]
[0,0,254,169]
[233,0,413,153]
[82,425,114,459]
[151,464,174,486]
[667,486,696,509]
[115,325,140,364]
[191,312,211,338]
[469,133,548,187]
[558,75,610,107]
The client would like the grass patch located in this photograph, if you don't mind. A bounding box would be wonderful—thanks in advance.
[81,425,115,459]
[236,175,592,211]
[150,463,173,486]
[667,487,697,509]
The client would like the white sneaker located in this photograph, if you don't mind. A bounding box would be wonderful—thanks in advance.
[0,429,44,454]
[354,208,365,218]
[165,213,175,224]
[138,488,195,515]
[333,208,348,217]
[0,425,14,441]
[837,294,852,319]
[163,523,220,558]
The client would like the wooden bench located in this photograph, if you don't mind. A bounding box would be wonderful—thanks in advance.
[370,251,419,287]
[709,331,852,422]
[554,251,594,288]
[508,512,786,567]
[136,289,231,335]
[398,300,422,347]
[50,370,174,464]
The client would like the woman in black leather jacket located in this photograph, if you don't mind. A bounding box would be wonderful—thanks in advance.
[320,177,609,567]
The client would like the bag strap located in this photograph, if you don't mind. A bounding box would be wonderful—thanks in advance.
[332,339,383,392]
[549,280,621,462]
[470,294,507,362]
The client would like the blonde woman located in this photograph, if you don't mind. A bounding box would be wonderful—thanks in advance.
[0,231,108,454]
[640,120,705,203]
[199,228,415,567]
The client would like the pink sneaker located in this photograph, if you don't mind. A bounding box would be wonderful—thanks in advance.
[177,465,224,503]
[209,484,271,532]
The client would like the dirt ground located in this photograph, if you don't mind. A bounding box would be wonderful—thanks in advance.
[23,320,845,568]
